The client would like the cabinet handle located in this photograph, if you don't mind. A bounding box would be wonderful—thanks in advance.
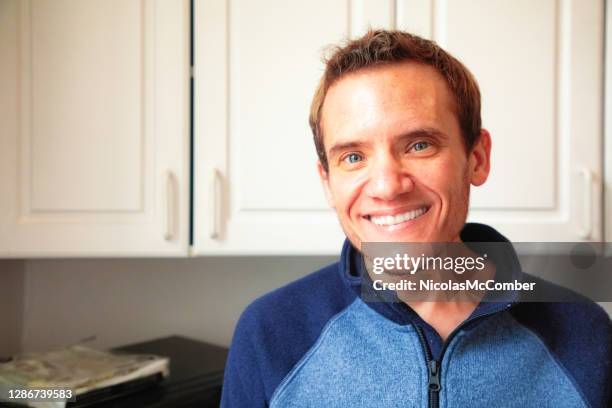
[210,168,221,239]
[578,168,592,240]
[163,171,176,241]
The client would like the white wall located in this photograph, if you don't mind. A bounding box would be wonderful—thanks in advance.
[6,256,612,354]
[20,256,334,352]
[0,260,25,357]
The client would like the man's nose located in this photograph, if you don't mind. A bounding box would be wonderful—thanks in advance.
[365,155,414,201]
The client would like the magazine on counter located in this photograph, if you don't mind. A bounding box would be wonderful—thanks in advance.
[0,345,169,407]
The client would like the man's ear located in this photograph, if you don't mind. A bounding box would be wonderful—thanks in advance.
[317,161,335,208]
[469,129,492,186]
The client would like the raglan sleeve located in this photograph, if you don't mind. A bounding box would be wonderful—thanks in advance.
[603,316,612,407]
[221,305,269,408]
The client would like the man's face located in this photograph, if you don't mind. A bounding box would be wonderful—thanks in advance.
[318,62,491,249]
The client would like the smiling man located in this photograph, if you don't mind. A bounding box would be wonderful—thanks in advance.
[315,53,489,247]
[221,30,611,407]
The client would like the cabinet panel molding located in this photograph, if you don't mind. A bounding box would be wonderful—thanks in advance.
[0,0,190,257]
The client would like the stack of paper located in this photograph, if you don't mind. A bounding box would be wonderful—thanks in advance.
[0,345,169,407]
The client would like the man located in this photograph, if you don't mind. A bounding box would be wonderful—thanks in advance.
[221,30,611,407]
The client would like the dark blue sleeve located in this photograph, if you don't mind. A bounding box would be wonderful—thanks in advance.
[221,303,268,407]
[220,262,357,407]
[511,296,612,408]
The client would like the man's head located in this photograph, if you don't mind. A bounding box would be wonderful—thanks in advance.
[310,30,491,248]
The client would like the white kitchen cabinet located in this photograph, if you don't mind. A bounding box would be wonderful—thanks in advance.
[0,0,191,257]
[193,0,604,255]
[0,0,604,258]
[419,0,604,243]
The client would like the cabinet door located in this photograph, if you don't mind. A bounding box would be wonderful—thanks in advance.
[194,0,354,255]
[397,0,604,242]
[0,0,190,257]
[193,0,603,255]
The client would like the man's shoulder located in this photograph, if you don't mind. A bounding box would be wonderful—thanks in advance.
[510,278,612,407]
[511,298,611,340]
[238,261,357,337]
[514,274,611,324]
[224,260,358,404]
[511,274,611,349]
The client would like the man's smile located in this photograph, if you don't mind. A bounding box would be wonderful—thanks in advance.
[363,206,430,230]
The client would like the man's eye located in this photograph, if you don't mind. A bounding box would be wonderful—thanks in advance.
[412,141,430,152]
[343,153,363,164]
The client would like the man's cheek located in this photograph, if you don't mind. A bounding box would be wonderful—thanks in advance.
[412,157,449,179]
[423,159,466,191]
[331,172,367,196]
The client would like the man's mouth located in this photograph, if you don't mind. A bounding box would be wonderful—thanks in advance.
[366,206,429,226]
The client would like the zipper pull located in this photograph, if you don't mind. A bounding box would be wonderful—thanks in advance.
[428,360,441,392]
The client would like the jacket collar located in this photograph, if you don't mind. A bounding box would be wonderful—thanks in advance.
[339,223,523,326]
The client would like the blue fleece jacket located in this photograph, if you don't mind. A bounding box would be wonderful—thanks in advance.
[221,224,612,407]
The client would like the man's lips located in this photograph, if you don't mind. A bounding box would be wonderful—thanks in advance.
[364,206,430,226]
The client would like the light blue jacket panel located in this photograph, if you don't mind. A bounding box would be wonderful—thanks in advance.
[270,298,587,408]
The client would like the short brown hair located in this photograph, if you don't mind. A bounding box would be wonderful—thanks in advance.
[309,29,482,171]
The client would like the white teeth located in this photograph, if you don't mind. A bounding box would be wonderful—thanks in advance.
[370,207,428,226]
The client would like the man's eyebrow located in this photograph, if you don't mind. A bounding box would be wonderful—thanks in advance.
[397,127,448,141]
[327,141,367,158]
[327,128,447,158]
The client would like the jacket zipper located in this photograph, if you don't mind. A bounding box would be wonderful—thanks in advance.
[413,303,513,408]
[415,326,440,408]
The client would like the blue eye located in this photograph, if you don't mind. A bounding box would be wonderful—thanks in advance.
[412,141,429,152]
[344,153,362,164]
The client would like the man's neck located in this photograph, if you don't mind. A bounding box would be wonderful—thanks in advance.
[407,245,496,341]
[407,300,478,341]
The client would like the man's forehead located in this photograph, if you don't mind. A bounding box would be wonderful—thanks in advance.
[320,62,457,146]
[327,61,449,97]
